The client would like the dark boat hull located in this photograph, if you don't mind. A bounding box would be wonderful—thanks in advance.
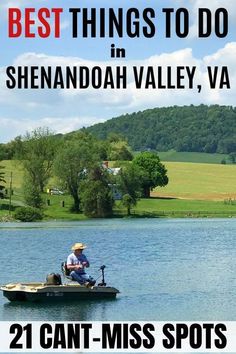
[1,283,119,302]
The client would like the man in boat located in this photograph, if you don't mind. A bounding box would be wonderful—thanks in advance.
[67,243,96,286]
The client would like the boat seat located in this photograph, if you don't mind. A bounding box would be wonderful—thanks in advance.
[61,261,72,279]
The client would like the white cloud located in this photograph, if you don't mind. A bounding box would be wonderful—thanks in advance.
[0,116,103,143]
[0,42,236,142]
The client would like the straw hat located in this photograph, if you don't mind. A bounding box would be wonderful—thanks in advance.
[71,242,87,251]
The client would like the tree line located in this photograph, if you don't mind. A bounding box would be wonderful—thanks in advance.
[84,105,236,154]
[1,105,236,160]
[0,128,168,219]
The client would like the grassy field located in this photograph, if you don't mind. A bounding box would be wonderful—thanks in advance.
[1,160,24,202]
[132,198,236,217]
[157,150,229,164]
[1,159,236,220]
[153,161,236,201]
[43,195,87,221]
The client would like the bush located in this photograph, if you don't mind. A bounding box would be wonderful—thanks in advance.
[14,207,43,222]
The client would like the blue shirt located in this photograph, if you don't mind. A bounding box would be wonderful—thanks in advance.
[67,253,89,274]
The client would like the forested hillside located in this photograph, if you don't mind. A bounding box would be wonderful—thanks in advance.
[85,105,236,154]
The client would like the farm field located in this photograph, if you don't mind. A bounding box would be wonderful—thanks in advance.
[157,150,229,164]
[2,159,236,202]
[1,160,24,202]
[153,161,236,200]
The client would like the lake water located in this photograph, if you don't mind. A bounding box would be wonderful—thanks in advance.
[0,218,235,322]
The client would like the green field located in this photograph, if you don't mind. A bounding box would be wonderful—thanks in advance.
[1,160,24,201]
[1,159,236,220]
[132,198,236,217]
[153,161,236,200]
[157,150,229,164]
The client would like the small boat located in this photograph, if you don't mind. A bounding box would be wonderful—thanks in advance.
[0,265,119,302]
[0,283,119,302]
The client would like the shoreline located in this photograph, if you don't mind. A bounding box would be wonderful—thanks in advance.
[1,196,236,222]
[1,210,236,223]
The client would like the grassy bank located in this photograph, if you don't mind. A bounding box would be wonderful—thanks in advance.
[1,159,236,221]
[42,197,236,219]
[1,196,236,220]
[132,198,236,218]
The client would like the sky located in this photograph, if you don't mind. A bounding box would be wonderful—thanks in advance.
[0,0,236,142]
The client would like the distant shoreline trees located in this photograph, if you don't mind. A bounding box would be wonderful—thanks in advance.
[85,105,236,155]
[4,127,169,219]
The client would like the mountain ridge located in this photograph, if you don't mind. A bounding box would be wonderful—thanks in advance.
[84,104,236,154]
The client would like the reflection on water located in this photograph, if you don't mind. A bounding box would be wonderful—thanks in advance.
[0,218,236,322]
[2,298,118,321]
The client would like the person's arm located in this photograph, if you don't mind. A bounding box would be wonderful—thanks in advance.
[82,255,90,268]
[67,255,83,270]
[67,263,83,270]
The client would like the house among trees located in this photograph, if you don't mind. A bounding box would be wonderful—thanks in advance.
[102,161,122,200]
[102,161,121,175]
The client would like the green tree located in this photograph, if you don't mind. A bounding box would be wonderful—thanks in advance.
[0,144,9,160]
[121,194,135,216]
[106,133,133,161]
[116,164,142,215]
[228,152,236,164]
[80,166,114,218]
[133,151,168,198]
[107,132,127,143]
[23,174,43,209]
[0,164,6,198]
[54,135,97,212]
[16,127,58,192]
[108,140,133,161]
[0,137,23,160]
